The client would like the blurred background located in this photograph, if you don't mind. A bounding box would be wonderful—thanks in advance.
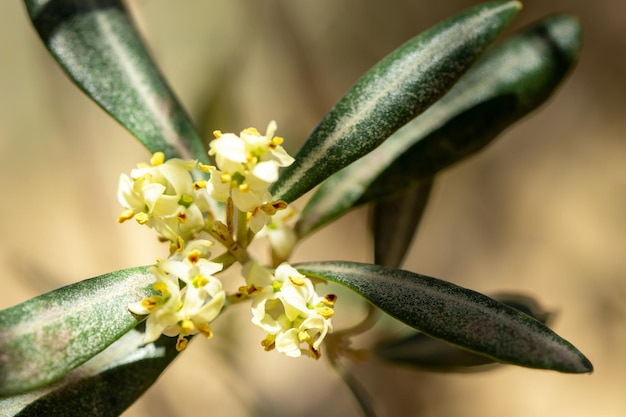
[1,0,625,416]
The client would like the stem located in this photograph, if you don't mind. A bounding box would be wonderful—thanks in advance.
[236,209,249,248]
[325,304,381,417]
[209,221,250,265]
[211,252,237,270]
[334,303,379,339]
[226,196,235,237]
[327,356,379,417]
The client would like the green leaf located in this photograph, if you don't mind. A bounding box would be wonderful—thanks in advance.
[296,261,592,373]
[0,266,153,396]
[271,1,521,203]
[0,327,180,417]
[24,0,207,162]
[371,180,433,268]
[296,14,582,238]
[374,293,554,372]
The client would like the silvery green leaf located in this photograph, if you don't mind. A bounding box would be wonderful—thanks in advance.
[0,266,153,395]
[297,14,582,238]
[271,1,521,203]
[0,327,179,417]
[24,0,207,161]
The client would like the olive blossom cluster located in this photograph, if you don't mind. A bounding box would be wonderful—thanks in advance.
[117,152,212,249]
[204,121,295,233]
[118,122,336,356]
[242,262,335,359]
[128,240,225,351]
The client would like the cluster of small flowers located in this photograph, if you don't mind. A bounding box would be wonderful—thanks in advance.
[119,122,335,357]
[204,121,294,232]
[128,240,224,351]
[117,152,212,249]
[242,262,335,359]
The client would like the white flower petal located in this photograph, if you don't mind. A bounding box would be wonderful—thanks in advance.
[252,161,279,183]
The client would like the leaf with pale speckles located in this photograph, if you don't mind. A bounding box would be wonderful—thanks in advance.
[374,293,554,371]
[0,266,153,396]
[296,14,582,239]
[0,327,180,417]
[24,0,207,162]
[296,261,593,373]
[271,1,521,203]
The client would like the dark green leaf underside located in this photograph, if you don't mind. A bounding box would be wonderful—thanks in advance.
[374,293,554,372]
[296,261,592,373]
[371,180,433,268]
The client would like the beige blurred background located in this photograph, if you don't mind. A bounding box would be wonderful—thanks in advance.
[1,0,625,416]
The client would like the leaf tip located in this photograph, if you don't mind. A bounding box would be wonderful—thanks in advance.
[574,353,594,374]
[542,14,583,62]
[552,343,593,374]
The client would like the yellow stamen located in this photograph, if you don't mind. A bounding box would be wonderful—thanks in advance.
[187,250,201,264]
[198,162,212,173]
[140,298,157,310]
[176,335,189,351]
[220,173,231,184]
[150,152,165,166]
[153,281,169,296]
[193,180,207,190]
[239,183,250,193]
[316,306,335,319]
[213,130,222,138]
[242,127,260,136]
[323,294,338,305]
[173,236,185,253]
[308,345,321,360]
[197,323,213,339]
[176,211,188,224]
[289,275,305,286]
[261,334,276,351]
[135,212,149,224]
[117,209,135,223]
[270,136,284,148]
[260,201,288,216]
[239,284,262,296]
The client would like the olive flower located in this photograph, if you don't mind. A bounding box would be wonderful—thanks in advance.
[129,239,225,351]
[206,121,294,213]
[117,152,212,245]
[242,262,336,359]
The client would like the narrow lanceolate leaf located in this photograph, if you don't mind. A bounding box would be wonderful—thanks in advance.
[0,266,153,396]
[296,262,592,373]
[296,14,582,238]
[374,293,554,372]
[24,0,207,162]
[371,180,433,268]
[271,1,521,203]
[0,327,180,417]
